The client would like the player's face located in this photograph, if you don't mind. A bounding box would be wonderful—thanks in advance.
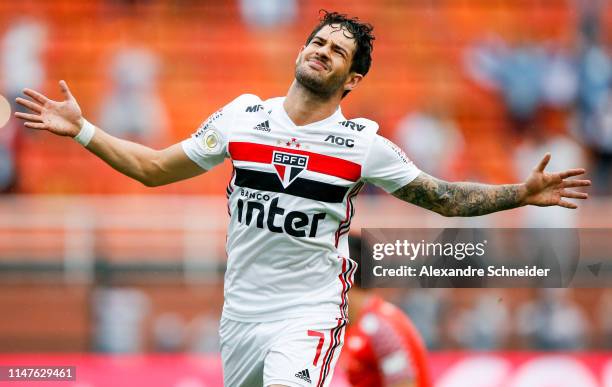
[295,24,362,98]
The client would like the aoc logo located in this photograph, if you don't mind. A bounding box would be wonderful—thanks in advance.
[325,134,354,148]
[272,151,308,188]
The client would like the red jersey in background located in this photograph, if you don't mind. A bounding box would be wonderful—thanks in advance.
[341,295,431,387]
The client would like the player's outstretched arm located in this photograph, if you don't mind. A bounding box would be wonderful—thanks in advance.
[14,80,205,187]
[392,154,591,217]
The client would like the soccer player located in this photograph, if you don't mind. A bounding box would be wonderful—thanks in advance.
[341,235,431,387]
[14,10,589,387]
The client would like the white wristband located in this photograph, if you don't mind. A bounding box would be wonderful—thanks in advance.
[73,119,96,147]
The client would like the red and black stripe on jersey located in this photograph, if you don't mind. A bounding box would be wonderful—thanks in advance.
[229,142,361,203]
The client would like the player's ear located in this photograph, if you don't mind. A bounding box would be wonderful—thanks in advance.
[343,72,364,94]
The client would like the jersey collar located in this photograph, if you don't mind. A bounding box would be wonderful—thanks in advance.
[270,97,345,130]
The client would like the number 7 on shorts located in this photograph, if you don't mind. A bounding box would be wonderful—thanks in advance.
[308,330,325,367]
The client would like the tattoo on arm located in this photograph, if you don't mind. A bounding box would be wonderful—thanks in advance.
[392,173,524,217]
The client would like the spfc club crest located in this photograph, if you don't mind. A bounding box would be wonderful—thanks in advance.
[272,150,309,188]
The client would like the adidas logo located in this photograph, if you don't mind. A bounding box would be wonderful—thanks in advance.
[295,369,311,384]
[253,120,271,132]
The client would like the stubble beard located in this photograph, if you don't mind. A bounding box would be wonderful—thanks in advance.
[294,60,346,100]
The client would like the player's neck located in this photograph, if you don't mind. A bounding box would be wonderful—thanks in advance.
[284,80,342,126]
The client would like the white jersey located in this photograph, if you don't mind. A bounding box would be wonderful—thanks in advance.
[182,94,420,322]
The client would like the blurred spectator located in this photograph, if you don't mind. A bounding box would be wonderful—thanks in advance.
[98,47,168,145]
[0,95,14,192]
[93,287,150,353]
[451,293,509,350]
[1,18,46,104]
[516,289,588,350]
[395,105,464,179]
[188,313,221,353]
[399,289,447,349]
[465,35,547,135]
[598,290,612,349]
[571,1,612,194]
[153,312,186,352]
[0,18,46,192]
[239,0,297,29]
[541,46,578,110]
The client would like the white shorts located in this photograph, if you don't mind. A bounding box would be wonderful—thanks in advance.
[219,315,347,387]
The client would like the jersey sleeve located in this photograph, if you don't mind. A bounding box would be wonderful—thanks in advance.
[181,95,244,170]
[361,134,421,192]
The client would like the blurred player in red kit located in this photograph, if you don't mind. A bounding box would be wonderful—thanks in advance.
[341,235,432,387]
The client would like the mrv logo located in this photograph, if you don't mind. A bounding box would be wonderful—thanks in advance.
[237,198,326,237]
[339,120,365,131]
[325,135,354,148]
[272,151,308,188]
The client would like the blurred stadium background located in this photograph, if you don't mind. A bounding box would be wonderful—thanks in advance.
[0,0,611,386]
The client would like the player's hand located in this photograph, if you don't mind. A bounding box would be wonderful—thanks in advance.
[521,153,591,209]
[14,80,83,137]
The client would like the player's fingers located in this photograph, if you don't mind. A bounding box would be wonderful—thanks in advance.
[561,190,588,200]
[15,97,43,113]
[23,88,50,105]
[535,153,551,172]
[560,179,591,188]
[559,168,586,179]
[24,121,48,130]
[59,80,74,100]
[14,112,43,122]
[558,200,577,209]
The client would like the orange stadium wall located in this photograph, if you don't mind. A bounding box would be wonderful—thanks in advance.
[2,0,611,194]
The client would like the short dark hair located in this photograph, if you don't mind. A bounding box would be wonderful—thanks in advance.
[305,10,375,96]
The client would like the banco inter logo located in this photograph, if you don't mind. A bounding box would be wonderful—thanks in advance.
[272,150,308,188]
